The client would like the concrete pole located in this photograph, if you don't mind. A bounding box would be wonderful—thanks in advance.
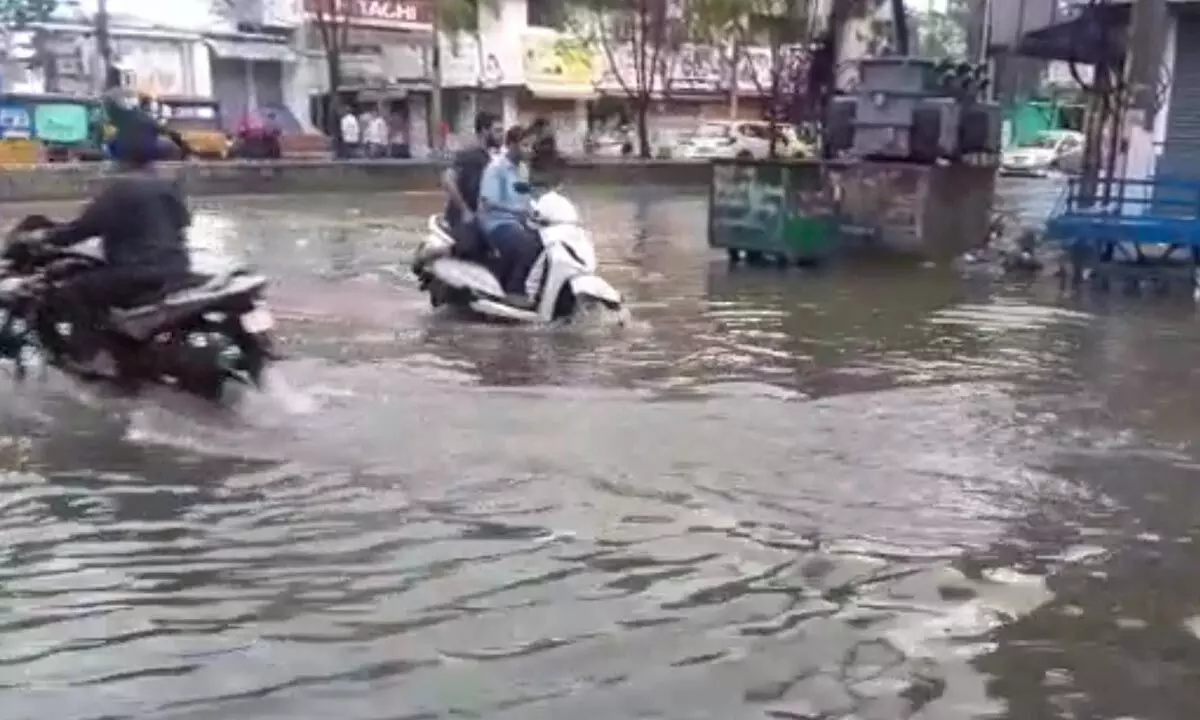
[97,0,114,89]
[429,4,444,156]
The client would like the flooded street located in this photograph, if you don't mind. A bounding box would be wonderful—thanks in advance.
[5,178,1200,719]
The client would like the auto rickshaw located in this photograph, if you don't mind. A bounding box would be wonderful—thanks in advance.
[153,95,229,159]
[0,92,104,165]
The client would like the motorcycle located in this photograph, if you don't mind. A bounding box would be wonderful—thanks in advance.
[412,187,623,323]
[0,215,277,402]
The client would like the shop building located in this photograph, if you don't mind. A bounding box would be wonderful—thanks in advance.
[206,0,308,132]
[437,0,524,144]
[517,28,593,154]
[302,0,434,155]
[439,0,593,150]
[9,18,211,98]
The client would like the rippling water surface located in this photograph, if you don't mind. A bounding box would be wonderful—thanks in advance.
[4,178,1200,720]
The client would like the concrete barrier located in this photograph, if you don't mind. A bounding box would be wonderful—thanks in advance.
[0,158,713,203]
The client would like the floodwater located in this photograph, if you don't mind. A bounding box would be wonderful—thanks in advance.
[3,177,1200,720]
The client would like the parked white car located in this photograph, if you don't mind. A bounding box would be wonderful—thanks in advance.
[673,120,812,160]
[1001,130,1085,177]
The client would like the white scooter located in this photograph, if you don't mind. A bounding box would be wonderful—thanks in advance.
[412,188,623,323]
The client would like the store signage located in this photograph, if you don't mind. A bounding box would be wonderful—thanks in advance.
[304,0,432,25]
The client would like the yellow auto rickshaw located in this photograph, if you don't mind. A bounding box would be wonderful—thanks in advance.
[153,95,229,159]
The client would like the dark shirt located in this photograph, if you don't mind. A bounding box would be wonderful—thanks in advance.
[444,145,491,227]
[103,93,190,161]
[529,135,561,186]
[46,175,192,274]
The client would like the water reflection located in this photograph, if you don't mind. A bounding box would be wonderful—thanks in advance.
[0,185,1198,718]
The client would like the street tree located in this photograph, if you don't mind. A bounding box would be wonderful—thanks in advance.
[910,0,969,59]
[569,0,693,158]
[306,0,351,140]
[691,0,820,157]
[306,0,494,152]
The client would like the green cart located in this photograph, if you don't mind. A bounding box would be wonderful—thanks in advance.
[707,158,840,266]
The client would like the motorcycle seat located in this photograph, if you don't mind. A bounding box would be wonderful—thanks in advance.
[109,274,208,309]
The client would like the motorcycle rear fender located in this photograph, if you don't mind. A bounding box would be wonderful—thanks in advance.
[112,273,268,340]
[416,215,455,259]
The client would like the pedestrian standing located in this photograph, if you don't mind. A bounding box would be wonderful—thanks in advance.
[340,107,361,159]
[366,112,389,158]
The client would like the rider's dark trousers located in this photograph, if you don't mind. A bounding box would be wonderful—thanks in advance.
[487,222,542,295]
[51,266,176,356]
[450,218,487,260]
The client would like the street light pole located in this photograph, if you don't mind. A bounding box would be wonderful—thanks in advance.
[889,0,908,56]
[429,3,444,156]
[96,0,115,89]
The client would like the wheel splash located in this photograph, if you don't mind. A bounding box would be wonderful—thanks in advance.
[570,300,631,330]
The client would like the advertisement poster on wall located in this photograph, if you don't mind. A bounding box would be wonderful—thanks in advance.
[438,35,481,87]
[596,44,667,96]
[663,43,723,95]
[0,105,31,139]
[522,33,594,98]
[112,38,188,96]
[731,46,774,94]
[438,34,506,88]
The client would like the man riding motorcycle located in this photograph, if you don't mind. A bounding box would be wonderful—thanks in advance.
[441,111,502,259]
[17,119,193,376]
[478,126,543,298]
[102,76,193,162]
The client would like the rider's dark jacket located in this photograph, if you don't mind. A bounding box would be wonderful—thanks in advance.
[45,175,191,275]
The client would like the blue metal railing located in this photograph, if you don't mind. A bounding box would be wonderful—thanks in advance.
[1053,176,1200,219]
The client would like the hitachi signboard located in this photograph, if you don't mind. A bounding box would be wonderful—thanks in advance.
[303,0,432,27]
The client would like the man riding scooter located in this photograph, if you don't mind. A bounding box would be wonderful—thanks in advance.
[477,126,543,300]
[440,111,502,260]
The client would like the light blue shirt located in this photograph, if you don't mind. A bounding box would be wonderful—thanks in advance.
[478,154,530,234]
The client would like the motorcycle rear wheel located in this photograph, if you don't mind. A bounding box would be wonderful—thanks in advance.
[153,317,272,402]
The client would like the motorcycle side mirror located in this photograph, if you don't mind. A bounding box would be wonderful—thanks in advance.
[513,182,531,194]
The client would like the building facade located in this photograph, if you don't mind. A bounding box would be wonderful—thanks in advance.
[206,0,307,133]
[4,13,211,99]
[1142,3,1193,184]
[3,0,313,135]
[300,0,434,154]
[438,0,781,153]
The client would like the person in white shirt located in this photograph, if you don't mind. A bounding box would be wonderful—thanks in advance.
[339,107,360,158]
[366,113,389,158]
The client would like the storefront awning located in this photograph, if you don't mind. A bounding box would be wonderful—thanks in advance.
[526,86,596,101]
[1009,3,1126,64]
[206,38,297,64]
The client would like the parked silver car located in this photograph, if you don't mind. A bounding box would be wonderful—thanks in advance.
[1001,130,1085,177]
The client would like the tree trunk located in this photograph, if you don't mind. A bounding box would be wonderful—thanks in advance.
[729,40,740,120]
[636,97,652,159]
[327,52,343,145]
[767,43,779,159]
